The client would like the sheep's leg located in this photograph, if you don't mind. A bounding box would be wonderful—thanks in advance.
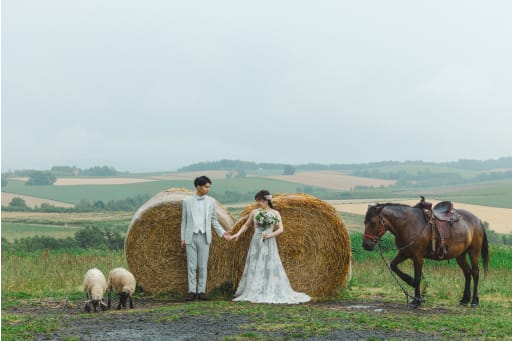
[129,295,133,309]
[107,289,112,309]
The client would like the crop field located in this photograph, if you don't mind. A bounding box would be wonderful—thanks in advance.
[1,222,80,241]
[53,177,157,185]
[265,170,396,190]
[1,192,74,208]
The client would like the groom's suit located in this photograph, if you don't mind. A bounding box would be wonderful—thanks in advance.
[181,194,226,294]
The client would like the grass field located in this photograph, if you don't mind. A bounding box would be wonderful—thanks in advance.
[1,223,80,242]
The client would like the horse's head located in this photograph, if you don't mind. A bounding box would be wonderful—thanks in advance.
[362,204,386,251]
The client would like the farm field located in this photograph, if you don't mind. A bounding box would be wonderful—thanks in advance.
[1,211,133,224]
[1,222,80,241]
[265,170,396,190]
[1,192,74,208]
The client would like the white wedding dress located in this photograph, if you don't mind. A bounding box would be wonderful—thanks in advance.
[233,209,311,304]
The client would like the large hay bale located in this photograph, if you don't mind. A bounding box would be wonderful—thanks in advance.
[125,188,235,294]
[230,193,351,299]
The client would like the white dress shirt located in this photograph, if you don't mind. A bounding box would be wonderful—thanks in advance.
[192,195,207,234]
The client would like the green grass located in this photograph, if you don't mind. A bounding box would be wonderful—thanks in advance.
[1,249,127,298]
[1,222,80,242]
[2,313,61,340]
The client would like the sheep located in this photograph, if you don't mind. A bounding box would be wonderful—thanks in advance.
[107,267,136,309]
[82,268,107,312]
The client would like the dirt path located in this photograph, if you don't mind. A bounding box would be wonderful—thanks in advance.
[6,298,445,340]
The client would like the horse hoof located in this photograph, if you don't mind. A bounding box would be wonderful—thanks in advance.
[409,299,422,308]
[471,303,479,308]
[459,301,469,306]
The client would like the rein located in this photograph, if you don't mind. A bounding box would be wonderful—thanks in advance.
[375,239,416,304]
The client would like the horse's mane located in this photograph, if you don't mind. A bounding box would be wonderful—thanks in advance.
[365,203,413,223]
[375,203,411,208]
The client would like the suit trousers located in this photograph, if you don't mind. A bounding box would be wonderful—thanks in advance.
[186,232,210,293]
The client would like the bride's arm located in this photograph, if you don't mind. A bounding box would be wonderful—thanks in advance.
[232,210,255,241]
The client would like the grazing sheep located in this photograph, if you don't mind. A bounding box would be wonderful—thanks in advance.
[83,268,107,312]
[107,267,136,309]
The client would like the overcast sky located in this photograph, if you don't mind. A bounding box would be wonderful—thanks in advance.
[2,0,512,172]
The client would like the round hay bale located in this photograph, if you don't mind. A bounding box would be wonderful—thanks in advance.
[125,188,235,294]
[230,193,351,299]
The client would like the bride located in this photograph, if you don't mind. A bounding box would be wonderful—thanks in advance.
[230,190,311,304]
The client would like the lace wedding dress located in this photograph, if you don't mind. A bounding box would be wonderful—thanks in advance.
[233,209,311,304]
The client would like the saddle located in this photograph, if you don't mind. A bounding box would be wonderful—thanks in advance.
[416,197,461,259]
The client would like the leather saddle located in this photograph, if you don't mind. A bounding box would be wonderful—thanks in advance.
[416,197,461,258]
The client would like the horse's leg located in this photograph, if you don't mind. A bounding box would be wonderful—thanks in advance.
[390,252,414,287]
[390,252,423,307]
[411,256,424,307]
[455,254,472,305]
[468,250,480,307]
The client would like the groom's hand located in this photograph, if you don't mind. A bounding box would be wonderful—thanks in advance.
[222,232,231,241]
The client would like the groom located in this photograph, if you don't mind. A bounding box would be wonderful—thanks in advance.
[181,175,231,301]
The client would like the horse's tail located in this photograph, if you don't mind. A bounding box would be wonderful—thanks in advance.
[480,222,489,275]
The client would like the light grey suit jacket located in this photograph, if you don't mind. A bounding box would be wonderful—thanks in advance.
[181,195,225,244]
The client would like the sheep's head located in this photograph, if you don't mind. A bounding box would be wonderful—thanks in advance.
[91,299,101,312]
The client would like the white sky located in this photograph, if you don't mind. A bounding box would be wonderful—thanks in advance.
[2,0,512,172]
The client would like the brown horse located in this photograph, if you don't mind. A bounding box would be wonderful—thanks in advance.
[362,201,489,308]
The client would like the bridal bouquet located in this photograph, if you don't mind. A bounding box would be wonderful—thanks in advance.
[255,210,279,228]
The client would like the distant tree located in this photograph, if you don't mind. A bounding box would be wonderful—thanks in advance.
[1,173,8,188]
[26,171,56,185]
[50,166,76,176]
[93,200,105,209]
[82,166,118,176]
[9,197,28,208]
[283,165,296,175]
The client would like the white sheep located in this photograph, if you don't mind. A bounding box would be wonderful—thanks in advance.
[107,267,136,309]
[82,268,107,312]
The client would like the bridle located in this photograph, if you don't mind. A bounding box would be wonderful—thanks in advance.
[364,213,388,241]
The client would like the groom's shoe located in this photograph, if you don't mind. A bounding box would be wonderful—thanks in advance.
[185,293,197,301]
[197,293,208,301]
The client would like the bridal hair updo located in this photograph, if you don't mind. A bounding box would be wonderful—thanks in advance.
[255,190,274,209]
